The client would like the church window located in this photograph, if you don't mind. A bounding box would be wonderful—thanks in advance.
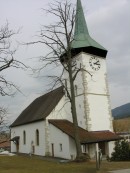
[59,143,62,152]
[36,129,39,146]
[23,131,26,145]
[82,144,87,153]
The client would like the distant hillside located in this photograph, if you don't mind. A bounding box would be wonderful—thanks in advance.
[113,117,130,132]
[112,103,130,119]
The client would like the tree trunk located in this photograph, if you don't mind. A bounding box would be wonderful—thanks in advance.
[68,58,83,160]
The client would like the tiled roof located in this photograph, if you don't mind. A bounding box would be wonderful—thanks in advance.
[113,118,130,133]
[0,140,10,148]
[87,131,122,143]
[49,120,122,143]
[11,86,64,127]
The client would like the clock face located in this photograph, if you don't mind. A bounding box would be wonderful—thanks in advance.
[89,56,101,71]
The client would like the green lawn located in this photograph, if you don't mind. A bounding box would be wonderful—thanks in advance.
[0,156,130,173]
[98,161,130,173]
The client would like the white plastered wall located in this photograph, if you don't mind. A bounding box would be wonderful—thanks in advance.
[63,52,113,131]
[11,121,45,156]
[81,52,113,131]
[48,96,72,122]
[49,124,76,159]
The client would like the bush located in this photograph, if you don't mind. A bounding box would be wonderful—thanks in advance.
[111,139,130,161]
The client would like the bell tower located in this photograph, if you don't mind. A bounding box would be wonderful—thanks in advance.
[66,0,113,131]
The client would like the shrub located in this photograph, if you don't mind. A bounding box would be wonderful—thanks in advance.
[111,139,130,161]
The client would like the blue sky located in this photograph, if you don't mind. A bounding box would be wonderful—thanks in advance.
[0,0,130,123]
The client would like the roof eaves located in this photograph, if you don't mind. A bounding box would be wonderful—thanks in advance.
[10,118,44,128]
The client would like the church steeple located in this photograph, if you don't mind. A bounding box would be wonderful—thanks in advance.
[73,0,89,41]
[71,0,107,57]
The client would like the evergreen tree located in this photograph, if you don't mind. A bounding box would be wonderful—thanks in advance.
[111,139,130,161]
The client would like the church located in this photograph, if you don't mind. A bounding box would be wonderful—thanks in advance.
[10,0,121,160]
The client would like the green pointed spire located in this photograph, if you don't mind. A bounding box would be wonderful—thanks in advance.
[71,0,107,57]
[73,0,89,41]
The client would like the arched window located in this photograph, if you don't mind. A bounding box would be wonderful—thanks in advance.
[36,129,39,146]
[23,131,26,145]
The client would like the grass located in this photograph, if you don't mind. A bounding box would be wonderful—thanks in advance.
[98,161,130,173]
[0,155,130,173]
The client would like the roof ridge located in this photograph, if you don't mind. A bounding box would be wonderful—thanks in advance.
[35,86,63,100]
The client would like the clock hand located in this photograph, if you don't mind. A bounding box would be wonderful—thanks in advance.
[94,61,100,65]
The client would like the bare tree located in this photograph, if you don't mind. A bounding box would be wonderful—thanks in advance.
[0,106,8,131]
[0,22,27,97]
[27,0,92,160]
[0,22,28,132]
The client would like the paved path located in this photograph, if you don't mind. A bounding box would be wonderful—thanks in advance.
[109,169,130,173]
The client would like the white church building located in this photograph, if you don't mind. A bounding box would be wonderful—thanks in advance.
[10,0,121,160]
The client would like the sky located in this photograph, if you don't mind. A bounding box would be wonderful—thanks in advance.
[0,0,130,123]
